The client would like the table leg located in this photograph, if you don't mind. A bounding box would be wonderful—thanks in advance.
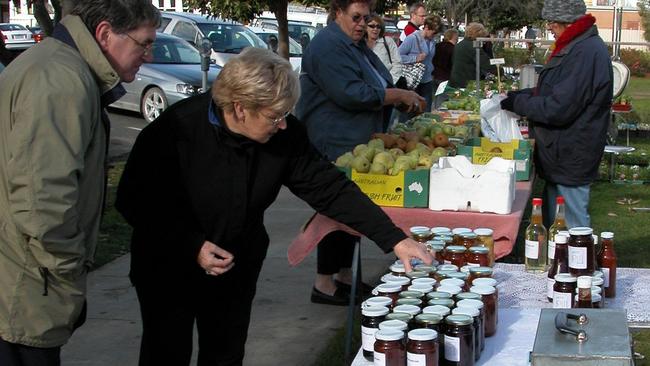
[344,240,362,363]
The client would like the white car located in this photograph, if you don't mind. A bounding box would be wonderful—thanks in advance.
[247,26,302,73]
[0,23,36,50]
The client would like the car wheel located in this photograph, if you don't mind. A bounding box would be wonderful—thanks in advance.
[141,87,168,123]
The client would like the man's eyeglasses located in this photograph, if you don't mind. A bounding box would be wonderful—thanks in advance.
[262,110,291,126]
[123,33,154,55]
[366,24,380,29]
[350,13,371,24]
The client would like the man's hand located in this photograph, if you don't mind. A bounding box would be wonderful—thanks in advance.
[197,240,234,276]
[416,52,426,63]
[393,238,434,273]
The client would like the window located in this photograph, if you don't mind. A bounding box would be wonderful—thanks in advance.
[171,21,198,45]
[158,17,171,31]
[625,21,639,30]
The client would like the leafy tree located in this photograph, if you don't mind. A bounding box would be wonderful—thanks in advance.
[640,0,650,42]
[479,0,543,35]
[427,0,479,27]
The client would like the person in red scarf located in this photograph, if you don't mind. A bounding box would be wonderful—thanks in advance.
[500,0,612,229]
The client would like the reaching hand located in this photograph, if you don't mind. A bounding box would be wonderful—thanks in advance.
[393,238,434,273]
[197,240,235,276]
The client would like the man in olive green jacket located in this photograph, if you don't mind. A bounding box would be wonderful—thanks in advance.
[0,1,159,364]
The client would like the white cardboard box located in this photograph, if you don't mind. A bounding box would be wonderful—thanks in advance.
[428,156,516,214]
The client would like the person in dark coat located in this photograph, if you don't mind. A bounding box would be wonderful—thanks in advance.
[448,22,495,88]
[432,28,458,109]
[116,47,432,365]
[500,0,612,228]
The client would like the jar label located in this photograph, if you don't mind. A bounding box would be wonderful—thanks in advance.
[548,241,556,260]
[406,352,427,365]
[547,278,555,299]
[602,268,610,287]
[373,351,386,365]
[361,326,378,352]
[568,246,587,269]
[525,240,539,260]
[467,262,480,267]
[553,291,572,308]
[444,335,461,362]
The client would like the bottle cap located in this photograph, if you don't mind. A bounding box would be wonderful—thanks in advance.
[437,285,462,295]
[363,296,393,308]
[557,196,565,204]
[532,197,542,205]
[393,304,421,316]
[375,283,401,294]
[408,328,438,341]
[361,305,390,317]
[555,233,568,244]
[431,227,451,235]
[422,305,451,317]
[474,228,493,236]
[470,285,496,295]
[601,231,614,239]
[379,319,408,332]
[457,298,484,309]
[374,329,404,341]
[440,278,465,288]
[408,284,433,294]
[452,306,480,318]
[473,278,497,287]
[577,276,593,289]
[412,277,437,287]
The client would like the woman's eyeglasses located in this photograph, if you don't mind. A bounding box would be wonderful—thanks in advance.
[262,110,291,127]
[366,24,380,29]
[350,14,371,24]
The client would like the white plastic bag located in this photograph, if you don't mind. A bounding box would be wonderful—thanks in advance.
[480,95,523,142]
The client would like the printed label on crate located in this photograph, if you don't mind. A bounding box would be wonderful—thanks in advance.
[525,240,540,260]
[361,326,378,352]
[444,336,461,362]
[470,149,514,165]
[351,171,405,206]
[407,352,427,365]
[568,246,588,270]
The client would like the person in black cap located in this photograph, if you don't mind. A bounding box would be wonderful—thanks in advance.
[500,0,612,229]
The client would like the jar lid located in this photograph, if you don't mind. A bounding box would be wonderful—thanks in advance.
[389,263,406,273]
[422,305,451,317]
[432,244,445,251]
[445,314,473,326]
[452,306,480,318]
[440,278,465,288]
[399,290,424,299]
[473,278,497,287]
[577,276,593,289]
[381,273,405,283]
[437,264,459,272]
[428,298,454,307]
[435,235,454,243]
[461,232,478,239]
[426,291,452,300]
[469,246,489,254]
[468,266,493,276]
[379,319,408,332]
[446,245,467,253]
[457,298,484,309]
[408,284,433,294]
[437,285,462,295]
[363,296,393,308]
[460,265,472,273]
[375,283,402,294]
[375,329,404,341]
[410,226,431,234]
[456,292,482,301]
[435,270,455,279]
[386,312,413,322]
[569,227,593,236]
[601,231,614,239]
[470,285,496,295]
[393,304,421,316]
[554,273,577,283]
[408,328,438,341]
[592,294,602,302]
[397,298,423,307]
[425,239,445,246]
[415,313,443,325]
[452,228,472,235]
[361,305,390,317]
[384,276,410,286]
[431,227,451,234]
[593,270,604,278]
[591,277,604,286]
[446,273,468,282]
[414,264,436,273]
[412,278,437,287]
[474,228,493,236]
[407,271,430,279]
[554,233,568,244]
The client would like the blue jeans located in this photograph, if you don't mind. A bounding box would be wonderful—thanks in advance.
[542,182,591,229]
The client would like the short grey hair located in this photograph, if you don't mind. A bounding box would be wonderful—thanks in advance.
[70,0,161,34]
[409,2,425,16]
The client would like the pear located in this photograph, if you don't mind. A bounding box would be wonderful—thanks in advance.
[416,142,432,155]
[442,124,455,136]
[418,155,433,169]
[390,160,411,175]
[369,161,387,175]
[367,138,385,151]
[416,126,429,139]
[353,144,368,157]
[373,151,395,168]
[334,152,354,168]
[406,149,420,161]
[430,147,448,165]
[351,155,371,173]
[389,148,405,159]
[454,125,469,138]
[430,124,443,138]
[362,147,376,162]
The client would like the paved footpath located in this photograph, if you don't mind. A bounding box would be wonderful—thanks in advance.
[62,187,394,365]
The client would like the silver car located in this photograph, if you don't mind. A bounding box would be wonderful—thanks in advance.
[247,26,302,73]
[110,33,221,123]
[0,23,36,50]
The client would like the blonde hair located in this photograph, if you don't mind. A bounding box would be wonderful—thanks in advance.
[465,22,488,39]
[211,48,300,115]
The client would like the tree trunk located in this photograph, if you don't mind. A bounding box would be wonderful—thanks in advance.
[269,0,290,61]
[32,0,53,35]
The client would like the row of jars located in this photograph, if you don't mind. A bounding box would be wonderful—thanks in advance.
[409,226,495,268]
[552,273,606,309]
[388,260,494,290]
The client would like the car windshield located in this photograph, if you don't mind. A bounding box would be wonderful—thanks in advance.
[149,37,201,64]
[0,24,28,31]
[198,23,267,53]
[287,23,317,41]
[256,32,302,57]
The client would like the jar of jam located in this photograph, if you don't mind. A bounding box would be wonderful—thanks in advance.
[363,296,393,309]
[452,306,481,361]
[467,267,493,286]
[431,244,446,264]
[412,277,437,288]
[431,227,452,236]
[452,228,472,245]
[414,314,444,364]
[469,285,497,337]
[422,304,451,317]
[428,298,454,308]
[386,312,414,329]
[472,278,498,306]
[437,285,462,297]
[390,263,407,277]
[394,304,422,318]
[597,231,617,299]
[376,283,402,307]
[379,319,409,340]
[466,247,489,267]
[447,271,469,290]
[552,273,577,309]
[460,265,472,274]
[456,299,485,352]
[411,226,433,243]
[397,298,423,308]
[445,246,467,268]
[407,328,438,366]
[460,232,478,250]
[382,273,405,284]
[374,329,406,366]
[409,284,433,295]
[400,290,425,300]
[361,305,390,360]
[568,227,595,277]
[444,314,475,366]
[473,228,495,266]
[435,235,454,247]
[426,291,452,302]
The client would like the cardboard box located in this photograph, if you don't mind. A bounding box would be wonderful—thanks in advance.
[456,137,532,181]
[428,156,516,214]
[340,167,429,208]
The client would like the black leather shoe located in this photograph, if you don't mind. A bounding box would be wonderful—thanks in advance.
[311,287,350,306]
[334,279,374,295]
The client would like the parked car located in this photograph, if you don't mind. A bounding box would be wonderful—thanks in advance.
[251,18,318,48]
[27,25,45,42]
[0,23,36,50]
[383,19,400,45]
[247,26,302,73]
[109,33,221,123]
[158,12,267,66]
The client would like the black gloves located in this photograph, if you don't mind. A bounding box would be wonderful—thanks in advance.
[500,91,518,112]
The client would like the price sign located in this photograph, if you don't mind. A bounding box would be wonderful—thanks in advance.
[490,58,505,65]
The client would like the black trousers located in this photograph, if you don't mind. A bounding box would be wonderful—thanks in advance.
[0,337,60,366]
[134,257,264,366]
[316,231,357,275]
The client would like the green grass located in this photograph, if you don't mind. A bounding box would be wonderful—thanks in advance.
[625,77,650,124]
[633,328,650,366]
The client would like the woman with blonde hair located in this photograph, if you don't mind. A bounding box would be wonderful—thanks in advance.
[449,22,496,88]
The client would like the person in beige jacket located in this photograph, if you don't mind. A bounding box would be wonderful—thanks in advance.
[0,1,159,365]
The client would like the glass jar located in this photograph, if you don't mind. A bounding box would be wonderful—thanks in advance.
[474,228,495,266]
[460,232,478,250]
[452,228,472,246]
[469,285,497,337]
[396,298,423,308]
[440,278,465,288]
[471,278,498,309]
[568,227,595,277]
[422,304,451,318]
[456,292,481,302]
[386,312,414,329]
[444,314,475,366]
[361,305,390,360]
[428,298,454,308]
[456,299,485,352]
[407,328,438,366]
[553,273,577,309]
[466,247,490,267]
[433,270,454,283]
[376,283,402,307]
[400,290,426,300]
[452,306,481,361]
[382,273,408,285]
[412,277,437,288]
[467,267,493,286]
[445,246,467,268]
[415,264,437,278]
[414,314,444,364]
[435,235,454,247]
[363,296,393,309]
[393,304,422,318]
[411,226,433,243]
[383,276,411,291]
[447,271,470,290]
[390,263,407,277]
[379,319,409,340]
[374,329,406,366]
[592,294,602,308]
[598,232,617,298]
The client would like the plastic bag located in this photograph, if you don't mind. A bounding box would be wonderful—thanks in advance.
[480,95,523,142]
